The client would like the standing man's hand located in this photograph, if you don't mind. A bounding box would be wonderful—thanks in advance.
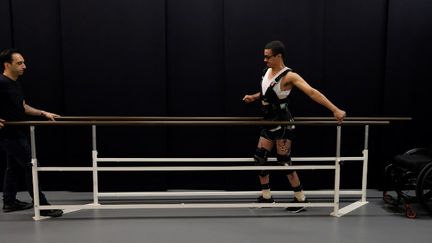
[0,118,5,129]
[41,111,60,121]
[333,109,346,124]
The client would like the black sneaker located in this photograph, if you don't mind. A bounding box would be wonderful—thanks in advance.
[2,200,34,212]
[14,199,34,208]
[286,198,308,213]
[256,195,275,203]
[40,209,63,217]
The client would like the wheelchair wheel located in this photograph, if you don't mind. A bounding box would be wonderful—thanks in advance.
[404,204,417,219]
[395,169,417,203]
[383,191,396,204]
[384,164,396,185]
[383,164,397,204]
[416,163,432,213]
[383,163,417,204]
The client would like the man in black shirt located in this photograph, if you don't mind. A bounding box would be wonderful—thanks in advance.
[0,48,63,217]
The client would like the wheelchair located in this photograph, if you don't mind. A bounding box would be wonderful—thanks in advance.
[383,147,432,218]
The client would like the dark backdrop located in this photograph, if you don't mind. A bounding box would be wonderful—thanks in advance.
[1,0,431,192]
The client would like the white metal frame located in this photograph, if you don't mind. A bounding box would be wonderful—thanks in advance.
[30,123,371,220]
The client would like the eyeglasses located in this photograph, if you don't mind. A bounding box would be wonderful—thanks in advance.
[264,54,277,60]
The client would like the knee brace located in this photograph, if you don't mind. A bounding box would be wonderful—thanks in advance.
[254,148,269,165]
[254,148,270,177]
[292,184,303,192]
[277,154,294,175]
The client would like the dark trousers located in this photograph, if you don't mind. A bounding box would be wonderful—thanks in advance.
[0,136,48,205]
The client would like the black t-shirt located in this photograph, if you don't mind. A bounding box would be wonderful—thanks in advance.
[0,74,27,138]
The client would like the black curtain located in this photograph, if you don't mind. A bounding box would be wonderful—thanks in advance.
[1,0,431,191]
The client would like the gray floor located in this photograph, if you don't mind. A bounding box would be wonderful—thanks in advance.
[0,190,430,243]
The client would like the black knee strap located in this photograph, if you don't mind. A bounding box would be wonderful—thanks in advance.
[293,184,303,192]
[259,170,270,177]
[277,154,294,175]
[276,154,292,165]
[254,148,270,176]
[261,183,270,190]
[254,148,269,165]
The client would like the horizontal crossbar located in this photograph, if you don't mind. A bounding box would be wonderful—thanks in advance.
[97,190,363,197]
[37,165,336,171]
[96,157,364,162]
